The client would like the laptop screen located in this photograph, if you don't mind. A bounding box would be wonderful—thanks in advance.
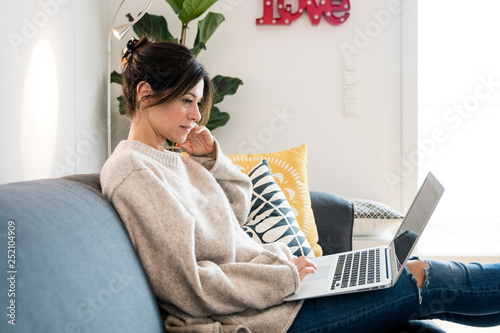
[390,172,445,281]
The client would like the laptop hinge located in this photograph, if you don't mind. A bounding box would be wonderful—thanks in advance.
[385,247,392,281]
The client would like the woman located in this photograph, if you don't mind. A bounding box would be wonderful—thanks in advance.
[101,36,500,332]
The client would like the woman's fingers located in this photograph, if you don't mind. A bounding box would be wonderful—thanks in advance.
[291,256,317,281]
[176,125,215,156]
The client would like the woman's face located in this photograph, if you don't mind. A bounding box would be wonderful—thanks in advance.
[147,79,204,144]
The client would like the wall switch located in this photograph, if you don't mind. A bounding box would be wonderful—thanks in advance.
[343,58,357,71]
[344,87,357,100]
[343,73,357,86]
[343,102,357,115]
[342,57,358,116]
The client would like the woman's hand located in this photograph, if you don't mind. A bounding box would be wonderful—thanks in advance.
[176,125,216,158]
[290,256,317,282]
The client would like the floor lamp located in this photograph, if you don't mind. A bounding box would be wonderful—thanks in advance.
[107,0,154,157]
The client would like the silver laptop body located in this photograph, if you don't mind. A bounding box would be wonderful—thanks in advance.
[284,172,444,301]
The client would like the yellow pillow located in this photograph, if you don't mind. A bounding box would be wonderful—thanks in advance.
[228,145,322,257]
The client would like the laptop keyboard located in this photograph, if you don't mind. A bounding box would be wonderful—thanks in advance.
[331,249,381,290]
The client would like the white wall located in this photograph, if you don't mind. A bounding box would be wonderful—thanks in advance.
[1,0,406,210]
[218,0,404,210]
[113,0,404,208]
[0,0,110,184]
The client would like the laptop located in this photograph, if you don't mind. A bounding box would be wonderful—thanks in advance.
[284,172,444,301]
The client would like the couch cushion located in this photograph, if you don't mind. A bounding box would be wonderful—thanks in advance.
[310,191,354,255]
[61,173,102,193]
[0,178,165,333]
[351,198,404,236]
[244,159,314,258]
[228,145,322,257]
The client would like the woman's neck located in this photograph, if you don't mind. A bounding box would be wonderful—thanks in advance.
[128,121,165,151]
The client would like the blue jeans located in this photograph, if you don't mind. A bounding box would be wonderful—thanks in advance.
[288,260,500,332]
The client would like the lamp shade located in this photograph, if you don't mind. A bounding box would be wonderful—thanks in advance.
[112,24,133,40]
[111,0,154,40]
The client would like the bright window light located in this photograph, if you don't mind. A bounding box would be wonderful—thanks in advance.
[417,0,500,255]
[21,38,59,180]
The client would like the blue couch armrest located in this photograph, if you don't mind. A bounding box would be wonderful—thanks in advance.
[310,191,354,256]
[0,175,165,333]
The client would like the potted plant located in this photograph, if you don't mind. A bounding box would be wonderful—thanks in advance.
[111,0,243,142]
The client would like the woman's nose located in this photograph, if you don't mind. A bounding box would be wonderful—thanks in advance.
[189,104,201,122]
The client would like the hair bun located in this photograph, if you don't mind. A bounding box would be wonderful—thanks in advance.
[122,37,140,60]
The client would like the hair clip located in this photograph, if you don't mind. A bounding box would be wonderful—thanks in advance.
[122,37,139,60]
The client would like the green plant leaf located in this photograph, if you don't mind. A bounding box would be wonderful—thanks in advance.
[117,95,126,115]
[212,75,244,105]
[165,138,174,147]
[206,105,230,131]
[179,0,218,24]
[110,71,122,85]
[127,13,177,42]
[165,0,184,15]
[191,12,225,56]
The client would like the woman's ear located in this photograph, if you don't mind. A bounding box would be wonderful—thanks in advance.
[137,81,152,107]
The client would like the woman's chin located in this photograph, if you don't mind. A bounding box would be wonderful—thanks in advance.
[176,137,187,145]
[167,135,186,145]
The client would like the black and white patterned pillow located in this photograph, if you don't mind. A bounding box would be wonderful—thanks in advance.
[244,159,314,258]
[351,199,404,236]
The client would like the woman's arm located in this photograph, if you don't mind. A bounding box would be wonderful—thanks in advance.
[190,140,253,227]
[106,169,299,318]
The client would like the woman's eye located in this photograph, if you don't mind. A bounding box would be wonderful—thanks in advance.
[183,99,193,105]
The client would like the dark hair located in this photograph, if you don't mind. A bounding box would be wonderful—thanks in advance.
[120,36,213,125]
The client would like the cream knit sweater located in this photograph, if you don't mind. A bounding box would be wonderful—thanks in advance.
[101,140,303,332]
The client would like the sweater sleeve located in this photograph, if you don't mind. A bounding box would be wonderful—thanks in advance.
[105,168,300,318]
[190,140,252,227]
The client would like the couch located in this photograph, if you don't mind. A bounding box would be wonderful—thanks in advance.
[0,174,444,332]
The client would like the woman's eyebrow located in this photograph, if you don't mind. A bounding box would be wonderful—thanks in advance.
[185,92,202,100]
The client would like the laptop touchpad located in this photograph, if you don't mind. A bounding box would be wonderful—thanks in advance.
[303,266,330,282]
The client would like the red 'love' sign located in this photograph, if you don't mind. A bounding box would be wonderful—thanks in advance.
[257,0,351,26]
